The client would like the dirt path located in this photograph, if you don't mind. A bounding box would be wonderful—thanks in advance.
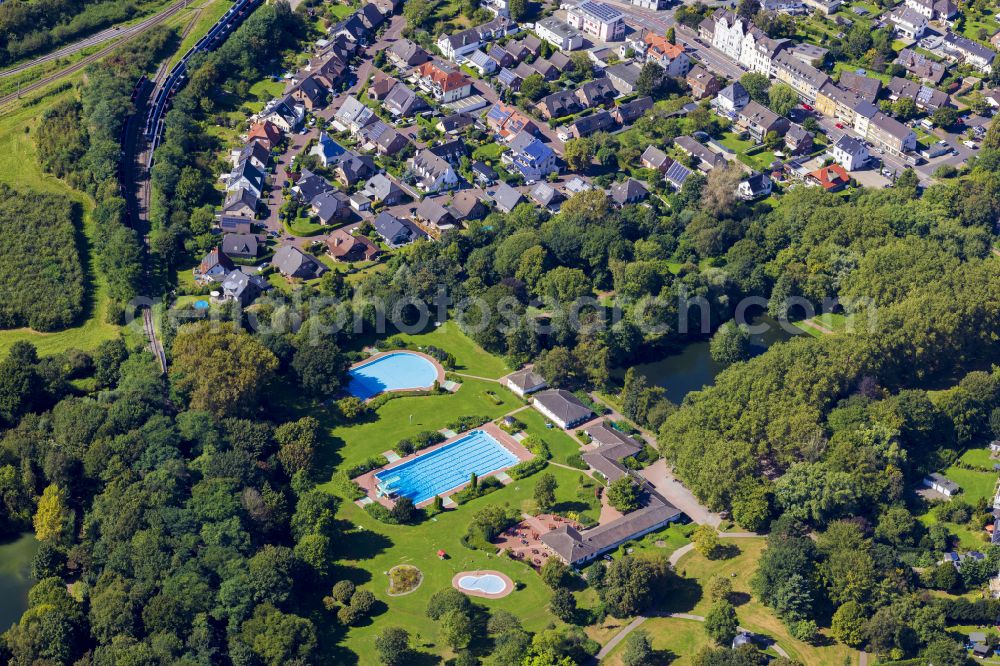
[799,317,835,335]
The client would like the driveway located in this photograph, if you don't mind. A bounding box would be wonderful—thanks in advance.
[641,459,724,527]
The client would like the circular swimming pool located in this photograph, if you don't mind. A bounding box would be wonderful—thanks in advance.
[457,574,508,595]
[193,300,210,310]
[347,351,441,400]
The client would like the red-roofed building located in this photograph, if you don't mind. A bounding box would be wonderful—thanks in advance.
[416,61,472,102]
[247,121,283,150]
[808,163,851,191]
[644,32,690,77]
[485,101,539,140]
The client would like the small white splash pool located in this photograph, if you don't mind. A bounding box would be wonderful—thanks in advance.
[457,574,507,595]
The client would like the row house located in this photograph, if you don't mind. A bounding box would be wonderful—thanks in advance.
[772,50,829,102]
[557,109,615,140]
[904,0,957,21]
[686,66,719,99]
[736,100,790,142]
[838,70,882,102]
[886,76,950,111]
[942,31,996,73]
[814,81,878,128]
[866,111,917,157]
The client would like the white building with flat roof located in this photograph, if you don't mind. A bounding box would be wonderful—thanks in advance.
[566,1,626,41]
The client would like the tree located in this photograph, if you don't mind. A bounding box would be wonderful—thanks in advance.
[606,477,640,513]
[692,525,721,558]
[376,627,412,666]
[170,322,279,417]
[541,557,569,589]
[0,341,41,425]
[665,27,676,43]
[620,630,655,666]
[521,73,548,101]
[564,137,595,172]
[534,473,558,512]
[549,587,578,622]
[982,117,1000,151]
[767,83,798,117]
[923,638,968,666]
[601,556,657,617]
[831,600,867,647]
[240,603,317,666]
[403,0,434,29]
[700,164,743,217]
[275,416,320,476]
[33,484,71,544]
[636,61,665,98]
[704,600,739,645]
[932,106,959,128]
[509,0,527,20]
[291,339,346,399]
[737,0,760,19]
[710,321,752,365]
[441,609,475,649]
[739,72,770,104]
[708,575,733,603]
[892,96,917,121]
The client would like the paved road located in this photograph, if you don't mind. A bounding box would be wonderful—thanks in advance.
[0,0,191,80]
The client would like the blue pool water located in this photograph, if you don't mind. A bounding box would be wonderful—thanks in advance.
[347,352,438,399]
[458,574,507,594]
[375,430,519,504]
[193,300,210,310]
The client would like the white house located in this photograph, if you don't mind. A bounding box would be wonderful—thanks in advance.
[505,369,548,397]
[889,6,928,40]
[535,17,584,51]
[566,1,625,42]
[532,389,593,429]
[830,134,869,171]
[924,472,960,497]
[408,149,459,192]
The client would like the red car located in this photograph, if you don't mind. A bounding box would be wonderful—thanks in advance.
[802,103,813,111]
[835,122,844,129]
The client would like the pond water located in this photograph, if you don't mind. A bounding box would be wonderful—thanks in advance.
[627,315,800,405]
[0,533,37,630]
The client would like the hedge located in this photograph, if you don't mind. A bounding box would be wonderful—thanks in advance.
[508,457,548,480]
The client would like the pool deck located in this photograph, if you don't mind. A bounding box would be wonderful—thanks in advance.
[348,349,448,402]
[451,570,515,599]
[352,422,534,509]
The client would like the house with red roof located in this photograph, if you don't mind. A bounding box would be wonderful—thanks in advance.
[808,163,851,191]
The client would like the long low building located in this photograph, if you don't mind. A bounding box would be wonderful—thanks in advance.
[542,494,682,565]
[532,389,593,429]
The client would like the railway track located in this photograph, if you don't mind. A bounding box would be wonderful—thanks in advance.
[0,0,191,80]
[0,0,191,109]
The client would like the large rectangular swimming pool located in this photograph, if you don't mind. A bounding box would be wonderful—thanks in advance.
[375,430,519,504]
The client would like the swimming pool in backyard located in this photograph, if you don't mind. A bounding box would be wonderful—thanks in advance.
[375,430,519,504]
[347,352,439,400]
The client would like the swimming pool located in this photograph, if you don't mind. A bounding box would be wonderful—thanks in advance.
[193,300,210,310]
[347,351,439,400]
[375,430,519,504]
[458,574,507,595]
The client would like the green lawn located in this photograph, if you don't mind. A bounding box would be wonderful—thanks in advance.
[602,616,714,665]
[959,447,997,472]
[326,378,522,470]
[316,463,594,662]
[0,83,123,358]
[918,510,989,551]
[670,539,856,666]
[392,320,511,379]
[472,142,505,162]
[515,407,582,466]
[717,131,755,155]
[793,312,851,337]
[942,464,997,505]
[285,216,329,237]
[327,3,355,19]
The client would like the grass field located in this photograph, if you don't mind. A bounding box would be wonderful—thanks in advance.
[943,464,997,505]
[794,312,852,337]
[515,407,582,466]
[317,462,596,663]
[0,83,125,358]
[670,539,856,665]
[391,321,511,379]
[602,616,714,665]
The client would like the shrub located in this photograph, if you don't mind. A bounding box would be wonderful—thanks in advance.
[330,471,367,501]
[508,457,548,479]
[346,455,389,478]
[565,453,589,470]
[521,436,552,459]
[447,415,490,432]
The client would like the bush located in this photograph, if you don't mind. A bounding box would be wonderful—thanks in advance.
[395,430,446,456]
[447,415,490,432]
[453,476,504,504]
[521,436,552,459]
[508,457,548,479]
[330,471,367,501]
[565,453,589,470]
[347,455,390,478]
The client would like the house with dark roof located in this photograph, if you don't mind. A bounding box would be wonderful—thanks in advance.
[219,216,252,234]
[713,81,749,116]
[531,58,559,80]
[428,138,468,166]
[310,190,351,225]
[388,39,430,68]
[436,113,475,134]
[641,145,672,172]
[234,140,270,171]
[886,76,949,112]
[260,95,305,132]
[895,48,946,84]
[665,161,692,190]
[358,2,386,30]
[924,472,960,496]
[383,82,429,117]
[613,96,653,125]
[488,44,515,69]
[784,123,814,155]
[506,133,558,182]
[326,228,382,262]
[449,190,489,221]
[465,49,498,75]
[414,197,458,231]
[610,179,648,206]
[830,135,869,171]
[409,149,459,192]
[529,181,563,210]
[221,233,259,260]
[223,188,258,218]
[367,71,399,100]
[537,90,583,119]
[736,100,790,142]
[471,161,499,186]
[197,248,235,283]
[373,212,427,247]
[604,62,642,95]
[335,154,378,188]
[576,78,617,108]
[505,368,547,396]
[220,270,268,306]
[738,172,773,199]
[557,110,615,140]
[674,136,726,171]
[272,245,326,279]
[493,182,525,213]
[582,422,642,482]
[686,66,719,99]
[363,173,406,206]
[532,389,593,429]
[289,75,327,110]
[227,159,265,197]
[294,169,336,203]
[838,70,882,102]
